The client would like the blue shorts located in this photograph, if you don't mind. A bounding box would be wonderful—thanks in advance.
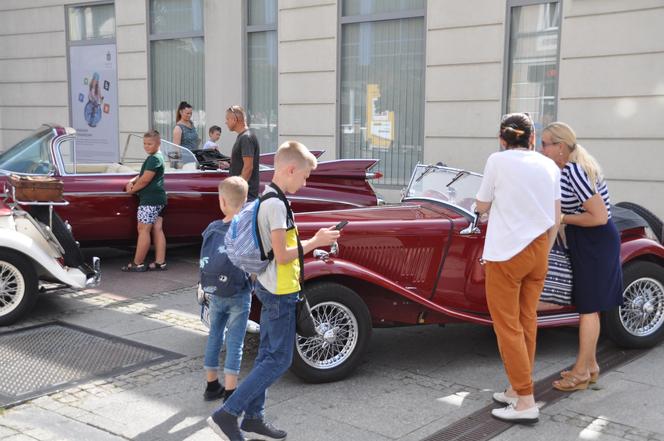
[137,205,165,224]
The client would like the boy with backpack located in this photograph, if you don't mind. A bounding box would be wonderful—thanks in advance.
[200,177,253,402]
[208,141,341,441]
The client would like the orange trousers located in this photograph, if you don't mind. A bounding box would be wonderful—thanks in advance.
[485,233,548,396]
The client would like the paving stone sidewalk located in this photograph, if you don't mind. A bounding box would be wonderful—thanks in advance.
[1,256,663,441]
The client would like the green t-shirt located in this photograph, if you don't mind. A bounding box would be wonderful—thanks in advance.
[137,152,167,206]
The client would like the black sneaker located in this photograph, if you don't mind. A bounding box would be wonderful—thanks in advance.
[204,383,225,401]
[207,410,245,441]
[223,388,235,403]
[240,418,287,440]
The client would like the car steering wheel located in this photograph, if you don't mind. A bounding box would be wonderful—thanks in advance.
[422,189,449,201]
[26,160,52,174]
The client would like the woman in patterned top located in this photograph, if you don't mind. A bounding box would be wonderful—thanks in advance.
[541,122,623,392]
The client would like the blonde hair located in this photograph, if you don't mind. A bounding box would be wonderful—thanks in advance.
[543,122,603,190]
[219,176,248,208]
[274,141,317,170]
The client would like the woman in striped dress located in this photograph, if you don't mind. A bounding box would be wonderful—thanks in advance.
[541,122,623,391]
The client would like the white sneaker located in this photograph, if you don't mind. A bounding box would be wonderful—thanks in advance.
[492,391,518,406]
[491,404,539,424]
[246,320,260,334]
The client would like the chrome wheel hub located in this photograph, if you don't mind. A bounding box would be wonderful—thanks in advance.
[620,277,664,337]
[296,301,359,370]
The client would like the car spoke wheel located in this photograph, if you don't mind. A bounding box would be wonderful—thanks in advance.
[603,261,664,348]
[619,277,664,337]
[291,282,371,383]
[296,301,359,370]
[0,260,25,316]
[0,251,38,326]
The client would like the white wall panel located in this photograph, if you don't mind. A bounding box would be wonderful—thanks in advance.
[280,104,335,136]
[280,72,335,104]
[0,107,68,130]
[428,0,503,29]
[0,32,66,59]
[116,24,147,53]
[559,53,664,98]
[580,139,664,182]
[0,5,63,35]
[0,82,67,107]
[117,52,146,80]
[427,63,502,102]
[0,58,67,83]
[562,8,664,58]
[566,0,664,17]
[427,25,503,66]
[558,97,664,139]
[425,101,501,138]
[424,137,498,173]
[280,39,336,72]
[280,4,336,41]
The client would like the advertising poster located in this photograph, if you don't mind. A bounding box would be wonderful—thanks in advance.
[69,43,119,163]
[366,83,394,148]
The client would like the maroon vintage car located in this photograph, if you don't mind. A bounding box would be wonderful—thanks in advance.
[288,164,664,383]
[0,125,382,245]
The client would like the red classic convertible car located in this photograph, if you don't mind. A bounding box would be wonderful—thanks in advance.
[289,164,664,383]
[0,125,382,245]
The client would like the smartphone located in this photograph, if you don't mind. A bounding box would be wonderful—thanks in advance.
[333,220,349,230]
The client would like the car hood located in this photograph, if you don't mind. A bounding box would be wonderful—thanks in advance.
[295,201,460,228]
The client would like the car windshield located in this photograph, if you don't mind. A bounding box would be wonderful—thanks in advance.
[0,127,55,175]
[122,134,199,173]
[404,164,483,214]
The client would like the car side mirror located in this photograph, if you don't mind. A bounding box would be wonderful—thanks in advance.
[460,212,481,235]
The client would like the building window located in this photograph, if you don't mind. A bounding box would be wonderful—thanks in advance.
[340,0,426,186]
[149,0,205,144]
[504,0,561,134]
[247,0,278,152]
[68,3,115,41]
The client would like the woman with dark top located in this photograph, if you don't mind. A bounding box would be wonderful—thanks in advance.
[541,122,623,391]
[173,101,201,151]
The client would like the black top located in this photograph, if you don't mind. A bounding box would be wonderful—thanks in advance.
[230,130,260,200]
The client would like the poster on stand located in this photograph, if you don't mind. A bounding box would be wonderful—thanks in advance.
[69,43,119,163]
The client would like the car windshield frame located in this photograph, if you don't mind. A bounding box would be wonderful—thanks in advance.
[402,163,483,218]
[0,126,56,175]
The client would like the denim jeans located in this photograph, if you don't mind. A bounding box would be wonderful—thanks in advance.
[219,281,298,419]
[204,291,252,375]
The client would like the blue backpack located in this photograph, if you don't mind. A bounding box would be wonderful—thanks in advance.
[224,184,290,275]
[199,220,250,297]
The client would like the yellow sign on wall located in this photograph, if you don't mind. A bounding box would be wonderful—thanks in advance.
[366,83,394,147]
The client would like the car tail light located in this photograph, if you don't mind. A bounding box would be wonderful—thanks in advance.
[366,171,383,180]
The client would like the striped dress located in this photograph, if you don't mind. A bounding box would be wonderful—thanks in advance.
[560,162,623,313]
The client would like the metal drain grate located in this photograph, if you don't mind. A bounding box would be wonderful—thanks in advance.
[421,345,647,441]
[0,322,181,407]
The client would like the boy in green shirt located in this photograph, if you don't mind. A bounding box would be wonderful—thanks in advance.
[122,130,168,272]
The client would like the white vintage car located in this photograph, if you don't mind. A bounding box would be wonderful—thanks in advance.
[0,176,100,325]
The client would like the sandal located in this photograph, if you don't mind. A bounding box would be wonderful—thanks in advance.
[553,373,590,391]
[121,262,147,272]
[561,369,599,384]
[148,262,168,271]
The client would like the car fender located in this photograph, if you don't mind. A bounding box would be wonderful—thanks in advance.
[0,229,86,288]
[303,258,493,325]
[621,238,664,265]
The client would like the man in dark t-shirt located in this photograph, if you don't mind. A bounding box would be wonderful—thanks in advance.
[225,105,260,201]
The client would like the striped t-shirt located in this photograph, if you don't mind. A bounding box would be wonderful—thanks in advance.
[561,162,611,218]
